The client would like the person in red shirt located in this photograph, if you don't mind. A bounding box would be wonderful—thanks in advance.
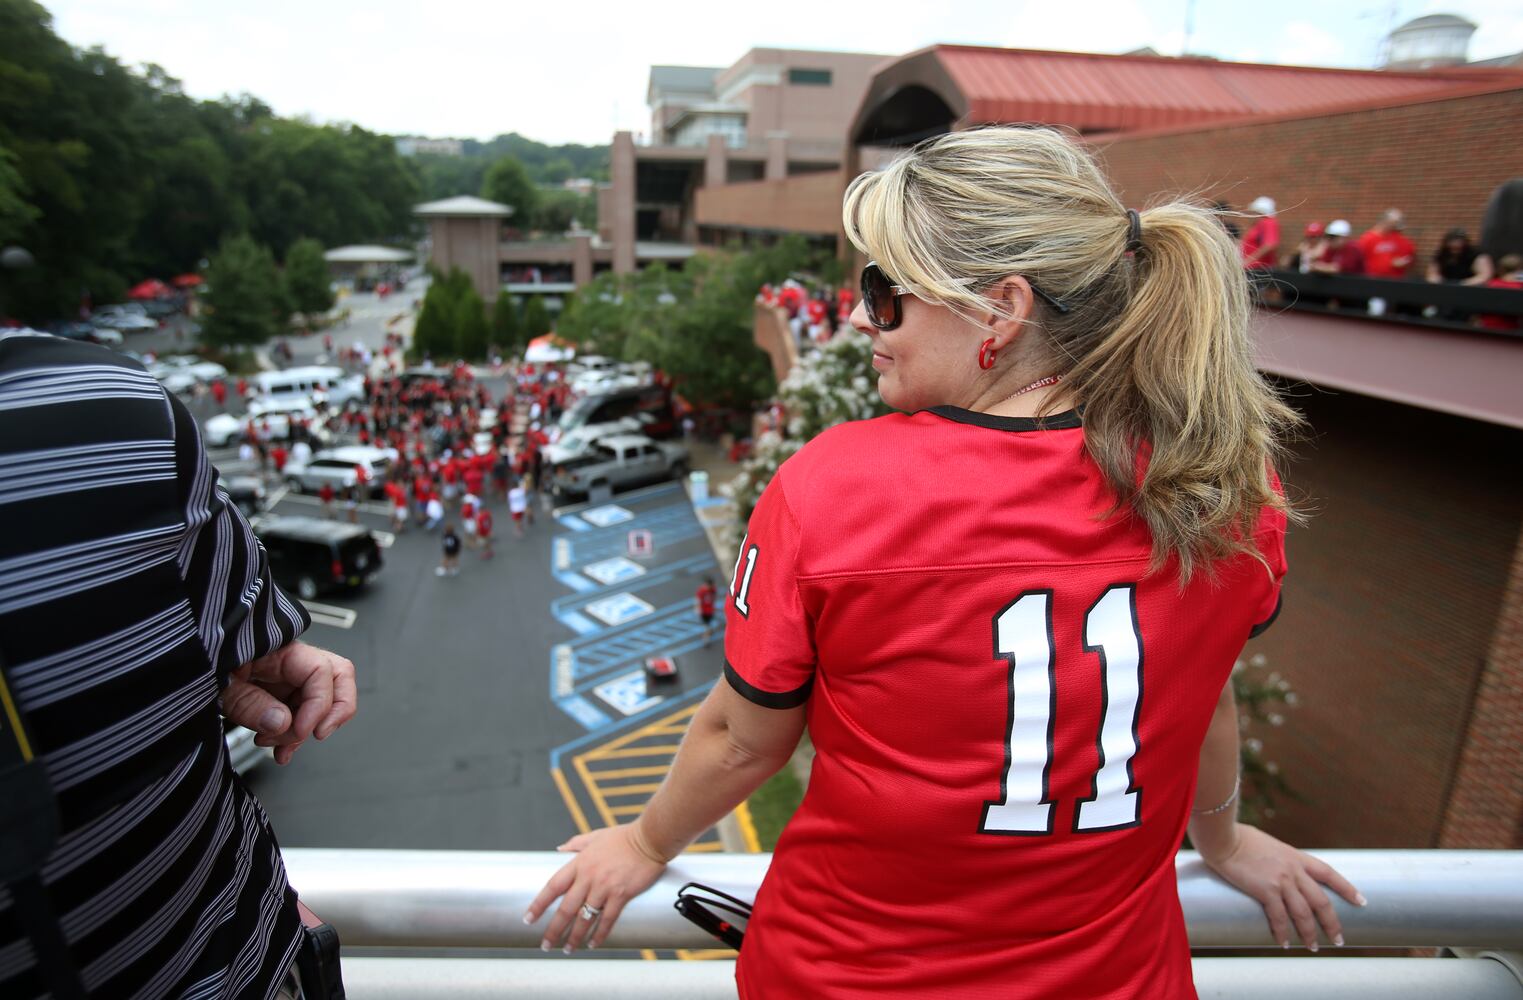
[384,479,408,532]
[317,481,335,519]
[1475,253,1523,332]
[527,126,1360,995]
[694,577,718,646]
[1356,210,1415,279]
[476,506,494,560]
[269,444,288,475]
[210,379,227,407]
[1239,196,1280,272]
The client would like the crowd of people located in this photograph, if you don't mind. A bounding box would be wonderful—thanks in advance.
[217,357,583,579]
[1234,198,1522,327]
[756,278,856,348]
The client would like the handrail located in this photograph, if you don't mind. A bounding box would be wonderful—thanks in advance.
[282,849,1523,952]
[1264,268,1523,337]
[336,956,1523,999]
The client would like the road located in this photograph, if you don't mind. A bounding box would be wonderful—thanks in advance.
[133,285,744,857]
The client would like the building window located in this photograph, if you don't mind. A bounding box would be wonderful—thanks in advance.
[788,68,832,86]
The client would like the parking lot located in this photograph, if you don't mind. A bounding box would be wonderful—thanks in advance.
[234,449,738,854]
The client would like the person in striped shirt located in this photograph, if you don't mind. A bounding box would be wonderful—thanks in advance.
[0,331,358,998]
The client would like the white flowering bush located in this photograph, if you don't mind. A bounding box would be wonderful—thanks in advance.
[1231,653,1303,824]
[723,331,889,538]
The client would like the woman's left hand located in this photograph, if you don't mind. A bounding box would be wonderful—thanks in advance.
[524,823,669,953]
[1201,823,1365,951]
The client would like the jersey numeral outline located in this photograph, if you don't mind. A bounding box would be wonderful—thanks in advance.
[980,584,1144,836]
[730,539,760,619]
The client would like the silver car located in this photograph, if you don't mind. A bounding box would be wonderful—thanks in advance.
[550,433,689,499]
[282,445,396,498]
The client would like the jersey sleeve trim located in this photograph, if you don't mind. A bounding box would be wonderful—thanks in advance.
[1248,593,1283,638]
[724,660,813,710]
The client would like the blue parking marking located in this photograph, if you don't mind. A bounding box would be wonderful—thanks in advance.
[546,483,725,732]
[549,680,716,767]
[556,695,612,729]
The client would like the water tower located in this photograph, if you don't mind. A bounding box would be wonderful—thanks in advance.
[1384,13,1477,69]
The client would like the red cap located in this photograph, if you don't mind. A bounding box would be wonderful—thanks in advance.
[1304,221,1325,237]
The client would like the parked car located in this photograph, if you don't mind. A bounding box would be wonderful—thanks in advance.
[252,366,364,408]
[570,370,642,396]
[282,445,396,497]
[549,433,688,499]
[45,320,120,347]
[217,474,267,517]
[204,398,326,449]
[251,515,383,600]
[555,385,677,441]
[150,354,227,391]
[541,417,647,466]
[93,312,157,333]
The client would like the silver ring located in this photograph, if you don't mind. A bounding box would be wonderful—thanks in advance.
[580,903,602,921]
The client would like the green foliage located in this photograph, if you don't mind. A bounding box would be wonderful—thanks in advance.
[528,186,596,234]
[408,133,608,202]
[413,280,454,360]
[481,157,538,228]
[202,233,288,347]
[748,760,806,852]
[522,294,552,338]
[453,284,490,360]
[491,292,521,352]
[283,237,334,316]
[725,331,889,536]
[0,1,418,322]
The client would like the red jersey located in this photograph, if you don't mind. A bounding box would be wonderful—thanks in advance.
[696,583,717,617]
[476,508,493,537]
[1240,217,1279,270]
[724,409,1284,1000]
[1356,228,1415,278]
[317,483,335,504]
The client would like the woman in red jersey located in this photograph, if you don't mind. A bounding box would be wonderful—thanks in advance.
[527,126,1362,998]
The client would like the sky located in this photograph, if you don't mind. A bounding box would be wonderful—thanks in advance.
[43,0,1523,147]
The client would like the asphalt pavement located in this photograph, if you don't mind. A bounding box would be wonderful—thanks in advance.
[132,287,741,856]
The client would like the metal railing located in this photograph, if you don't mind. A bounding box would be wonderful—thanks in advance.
[284,848,1523,999]
[1263,269,1523,336]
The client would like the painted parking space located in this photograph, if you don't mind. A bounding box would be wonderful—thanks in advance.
[546,480,728,734]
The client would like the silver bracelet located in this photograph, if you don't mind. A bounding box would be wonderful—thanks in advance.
[1192,775,1241,816]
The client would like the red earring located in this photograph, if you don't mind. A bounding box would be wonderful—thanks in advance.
[978,338,998,370]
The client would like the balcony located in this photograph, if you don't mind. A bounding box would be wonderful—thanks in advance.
[284,848,1523,998]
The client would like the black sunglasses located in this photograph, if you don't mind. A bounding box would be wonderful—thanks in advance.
[860,261,1071,331]
[673,882,752,950]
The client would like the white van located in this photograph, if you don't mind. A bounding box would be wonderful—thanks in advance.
[252,366,364,407]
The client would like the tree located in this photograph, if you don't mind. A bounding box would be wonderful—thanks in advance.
[412,272,461,360]
[202,234,288,347]
[529,188,595,234]
[284,237,334,317]
[491,292,521,353]
[453,285,490,360]
[481,157,537,229]
[522,294,552,338]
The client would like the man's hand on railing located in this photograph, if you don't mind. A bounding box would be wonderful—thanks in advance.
[524,823,668,954]
[1201,823,1366,952]
[222,641,359,765]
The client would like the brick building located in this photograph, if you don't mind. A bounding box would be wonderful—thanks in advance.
[736,42,1523,850]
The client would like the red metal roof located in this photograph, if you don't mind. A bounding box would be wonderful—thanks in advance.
[933,45,1523,133]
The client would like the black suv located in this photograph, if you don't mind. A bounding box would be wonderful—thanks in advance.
[253,515,383,601]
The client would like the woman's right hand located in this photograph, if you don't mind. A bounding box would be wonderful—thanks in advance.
[1200,823,1366,951]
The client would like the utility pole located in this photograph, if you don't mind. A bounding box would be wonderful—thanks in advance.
[1183,0,1196,57]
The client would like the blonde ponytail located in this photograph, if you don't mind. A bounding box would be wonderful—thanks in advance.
[842,125,1303,583]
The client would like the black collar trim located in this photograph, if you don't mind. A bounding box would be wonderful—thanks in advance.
[922,406,1083,431]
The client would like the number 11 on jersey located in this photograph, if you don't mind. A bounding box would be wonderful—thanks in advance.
[980,585,1144,836]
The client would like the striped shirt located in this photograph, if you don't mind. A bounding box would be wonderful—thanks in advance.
[0,334,311,998]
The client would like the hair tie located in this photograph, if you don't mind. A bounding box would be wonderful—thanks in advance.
[1125,209,1145,255]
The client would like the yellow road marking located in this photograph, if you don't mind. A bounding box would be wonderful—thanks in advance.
[573,755,618,827]
[600,782,665,797]
[579,765,673,779]
[608,804,644,817]
[734,801,761,853]
[577,744,684,760]
[551,767,590,835]
[682,841,723,852]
